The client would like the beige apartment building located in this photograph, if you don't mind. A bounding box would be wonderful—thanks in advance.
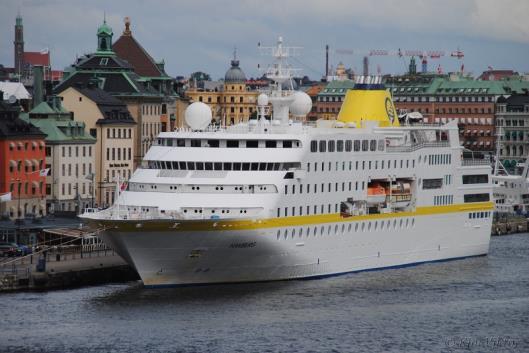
[59,83,136,207]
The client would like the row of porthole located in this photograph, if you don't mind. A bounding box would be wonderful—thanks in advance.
[276,218,416,240]
[183,209,249,214]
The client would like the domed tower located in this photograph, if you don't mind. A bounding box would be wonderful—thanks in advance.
[97,19,113,53]
[224,50,247,92]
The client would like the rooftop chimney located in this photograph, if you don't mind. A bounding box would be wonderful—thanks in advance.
[33,65,44,107]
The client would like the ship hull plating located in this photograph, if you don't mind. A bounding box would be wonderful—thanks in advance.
[100,210,492,286]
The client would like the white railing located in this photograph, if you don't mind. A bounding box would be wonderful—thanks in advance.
[386,141,450,152]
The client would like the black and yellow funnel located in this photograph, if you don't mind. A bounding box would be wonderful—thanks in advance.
[337,82,399,127]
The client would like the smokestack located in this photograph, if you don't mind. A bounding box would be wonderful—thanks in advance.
[33,65,44,107]
[325,44,329,81]
[363,56,369,76]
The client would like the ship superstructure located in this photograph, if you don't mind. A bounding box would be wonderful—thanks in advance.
[81,38,493,287]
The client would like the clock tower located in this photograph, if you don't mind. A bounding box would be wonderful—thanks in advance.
[14,13,24,76]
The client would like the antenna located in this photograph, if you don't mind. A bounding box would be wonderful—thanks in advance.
[258,36,302,125]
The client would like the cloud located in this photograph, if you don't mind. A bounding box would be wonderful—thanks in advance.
[1,0,528,78]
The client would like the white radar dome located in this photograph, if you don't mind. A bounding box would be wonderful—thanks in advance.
[289,91,312,117]
[257,93,269,106]
[185,102,212,130]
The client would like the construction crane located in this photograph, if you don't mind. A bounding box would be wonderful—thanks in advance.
[336,47,464,74]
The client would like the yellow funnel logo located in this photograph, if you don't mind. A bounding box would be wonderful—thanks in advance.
[337,87,400,127]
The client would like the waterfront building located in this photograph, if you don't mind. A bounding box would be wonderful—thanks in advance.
[495,94,529,170]
[314,80,356,120]
[55,20,163,169]
[59,83,135,207]
[385,73,529,152]
[20,86,96,214]
[0,96,47,219]
[185,55,258,126]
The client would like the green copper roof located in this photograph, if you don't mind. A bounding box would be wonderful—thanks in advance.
[386,76,529,96]
[30,119,95,143]
[319,80,356,96]
[30,102,56,115]
[97,21,113,36]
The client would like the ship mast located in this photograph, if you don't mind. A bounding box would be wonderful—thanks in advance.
[259,37,301,125]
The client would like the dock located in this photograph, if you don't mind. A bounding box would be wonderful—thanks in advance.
[0,246,138,292]
[492,214,528,236]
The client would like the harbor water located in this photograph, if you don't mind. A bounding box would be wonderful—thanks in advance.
[1,233,528,353]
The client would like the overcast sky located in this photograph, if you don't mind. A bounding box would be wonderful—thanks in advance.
[1,0,529,80]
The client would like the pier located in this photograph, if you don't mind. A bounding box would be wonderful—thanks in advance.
[0,244,138,292]
[492,214,529,236]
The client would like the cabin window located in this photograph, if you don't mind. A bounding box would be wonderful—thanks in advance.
[354,140,360,152]
[370,140,377,151]
[283,140,293,148]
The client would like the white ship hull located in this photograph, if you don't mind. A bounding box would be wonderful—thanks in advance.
[99,206,492,287]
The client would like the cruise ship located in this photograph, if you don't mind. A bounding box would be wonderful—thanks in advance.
[81,38,494,287]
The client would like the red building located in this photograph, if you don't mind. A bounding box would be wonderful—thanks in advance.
[0,98,47,219]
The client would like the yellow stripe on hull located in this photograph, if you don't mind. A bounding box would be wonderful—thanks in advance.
[95,202,494,232]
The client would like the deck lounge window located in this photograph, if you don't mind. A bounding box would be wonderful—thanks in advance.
[328,140,335,152]
[354,140,360,152]
[462,174,489,184]
[190,139,201,147]
[362,140,369,151]
[266,140,277,148]
[207,140,220,147]
[370,140,377,151]
[464,193,490,203]
[246,140,258,148]
[337,140,344,152]
[319,140,326,152]
[176,139,185,147]
[227,140,239,148]
[345,140,352,152]
[310,140,317,152]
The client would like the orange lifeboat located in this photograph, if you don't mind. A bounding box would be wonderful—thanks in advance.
[367,183,387,204]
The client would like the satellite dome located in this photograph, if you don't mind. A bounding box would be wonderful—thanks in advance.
[185,102,212,130]
[257,93,269,106]
[289,91,312,117]
[224,59,247,83]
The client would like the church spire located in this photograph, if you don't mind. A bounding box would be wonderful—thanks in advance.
[96,17,114,52]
